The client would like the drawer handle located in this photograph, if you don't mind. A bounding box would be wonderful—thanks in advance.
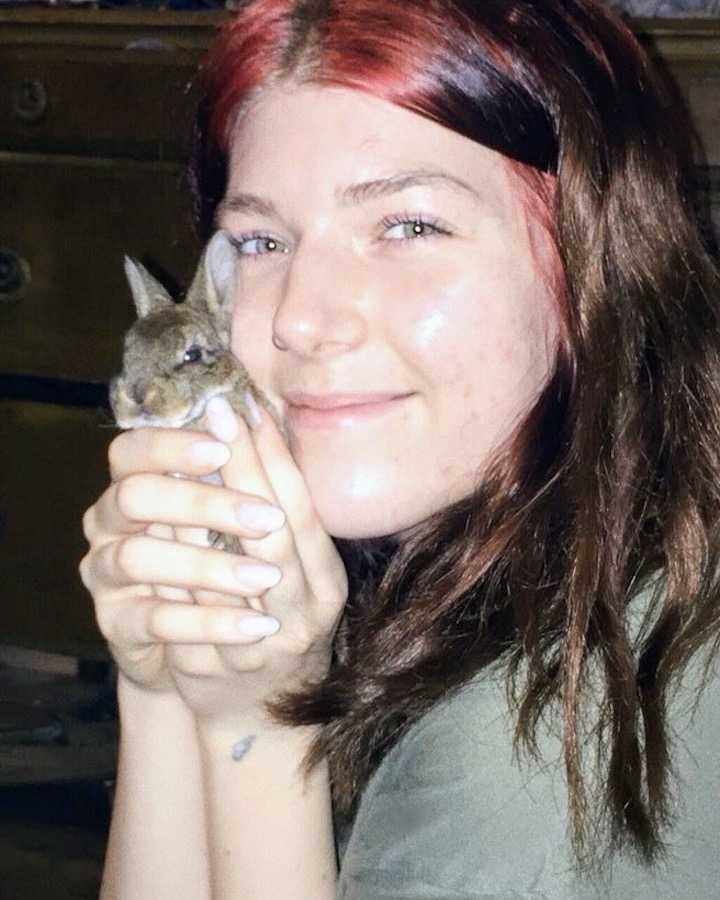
[125,38,176,52]
[12,78,48,123]
[0,249,30,304]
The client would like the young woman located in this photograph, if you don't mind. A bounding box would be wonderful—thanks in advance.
[80,1,720,896]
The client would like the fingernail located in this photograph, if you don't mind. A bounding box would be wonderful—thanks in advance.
[243,390,263,430]
[207,396,240,443]
[235,502,285,533]
[186,441,231,469]
[235,615,280,637]
[234,562,282,590]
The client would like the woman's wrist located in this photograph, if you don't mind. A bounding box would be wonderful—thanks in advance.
[194,714,335,900]
[193,705,320,758]
[104,670,211,900]
[116,670,200,737]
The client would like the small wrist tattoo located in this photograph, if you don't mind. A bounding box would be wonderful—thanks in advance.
[231,735,256,762]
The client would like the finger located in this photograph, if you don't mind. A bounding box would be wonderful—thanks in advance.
[156,523,236,608]
[93,472,285,543]
[147,522,194,603]
[173,521,261,609]
[209,397,346,624]
[167,643,224,678]
[207,396,278,504]
[207,398,298,566]
[170,523,273,611]
[95,534,283,596]
[146,522,174,541]
[108,427,231,482]
[113,599,280,645]
[192,590,261,609]
[175,525,213,548]
[249,406,348,604]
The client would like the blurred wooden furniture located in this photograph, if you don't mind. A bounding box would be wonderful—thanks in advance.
[0,8,225,656]
[638,18,720,242]
[0,11,718,657]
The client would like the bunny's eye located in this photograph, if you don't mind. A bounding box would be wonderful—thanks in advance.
[183,346,203,364]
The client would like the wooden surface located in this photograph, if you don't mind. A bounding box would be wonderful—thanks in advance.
[0,152,200,382]
[0,400,115,655]
[0,11,208,654]
[0,47,200,159]
[0,7,229,45]
[0,663,117,786]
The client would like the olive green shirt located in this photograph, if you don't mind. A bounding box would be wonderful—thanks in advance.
[337,623,719,897]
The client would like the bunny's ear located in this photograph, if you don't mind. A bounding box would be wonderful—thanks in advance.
[186,230,237,316]
[123,256,174,319]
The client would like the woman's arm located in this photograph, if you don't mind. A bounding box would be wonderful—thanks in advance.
[197,719,336,900]
[80,426,295,898]
[81,402,347,898]
[179,398,344,898]
[101,676,211,900]
[104,687,337,900]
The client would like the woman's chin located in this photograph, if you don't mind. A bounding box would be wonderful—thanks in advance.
[300,466,435,540]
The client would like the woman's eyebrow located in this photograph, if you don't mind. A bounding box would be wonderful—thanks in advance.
[337,169,482,206]
[216,168,482,225]
[216,192,278,222]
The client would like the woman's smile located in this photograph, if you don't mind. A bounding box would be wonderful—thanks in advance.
[284,391,415,430]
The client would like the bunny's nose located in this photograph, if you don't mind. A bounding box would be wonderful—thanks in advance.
[130,383,146,406]
[128,381,160,412]
[141,385,161,411]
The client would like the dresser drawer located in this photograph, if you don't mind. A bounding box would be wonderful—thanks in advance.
[685,76,720,167]
[0,45,199,159]
[0,151,202,382]
[0,398,113,657]
[664,66,720,167]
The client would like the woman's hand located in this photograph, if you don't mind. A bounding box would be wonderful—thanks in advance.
[79,425,279,692]
[79,397,348,730]
[168,397,349,733]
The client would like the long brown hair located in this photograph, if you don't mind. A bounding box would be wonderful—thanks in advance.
[191,0,720,865]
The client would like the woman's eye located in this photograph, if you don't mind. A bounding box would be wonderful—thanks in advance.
[382,215,449,242]
[231,235,288,258]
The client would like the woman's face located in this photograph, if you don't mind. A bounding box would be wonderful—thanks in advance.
[219,85,560,538]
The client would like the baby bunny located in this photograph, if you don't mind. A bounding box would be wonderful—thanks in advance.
[110,229,274,432]
[110,229,280,552]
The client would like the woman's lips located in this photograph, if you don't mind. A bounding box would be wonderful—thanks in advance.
[285,392,413,429]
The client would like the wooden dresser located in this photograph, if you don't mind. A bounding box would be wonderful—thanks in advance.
[0,9,222,657]
[0,11,718,658]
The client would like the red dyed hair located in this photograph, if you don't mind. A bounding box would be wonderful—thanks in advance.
[193,0,566,323]
[192,0,573,236]
[202,0,556,165]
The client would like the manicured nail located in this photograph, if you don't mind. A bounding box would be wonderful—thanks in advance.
[234,562,282,590]
[186,441,231,469]
[207,396,240,443]
[235,502,285,533]
[243,390,263,430]
[235,615,280,637]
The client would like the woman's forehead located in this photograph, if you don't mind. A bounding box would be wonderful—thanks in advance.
[225,84,510,198]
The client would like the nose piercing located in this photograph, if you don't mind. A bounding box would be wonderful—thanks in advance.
[272,333,288,351]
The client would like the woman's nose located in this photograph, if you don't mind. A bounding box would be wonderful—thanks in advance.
[271,244,369,358]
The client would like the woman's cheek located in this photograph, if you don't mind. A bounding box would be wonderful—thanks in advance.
[398,268,485,365]
[296,450,424,538]
[394,262,478,346]
[231,301,275,387]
